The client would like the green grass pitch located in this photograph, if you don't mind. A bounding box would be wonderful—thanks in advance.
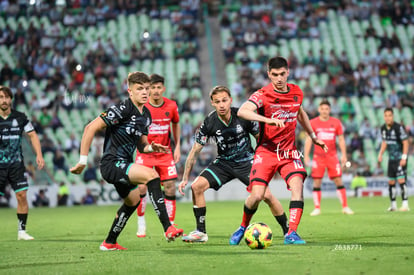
[0,196,413,274]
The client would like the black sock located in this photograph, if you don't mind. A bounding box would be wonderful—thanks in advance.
[106,202,139,244]
[389,185,397,201]
[193,207,206,233]
[147,178,171,231]
[275,213,289,235]
[17,213,27,231]
[400,183,408,200]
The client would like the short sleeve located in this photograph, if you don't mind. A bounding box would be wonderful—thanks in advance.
[248,91,264,108]
[23,113,34,133]
[194,118,209,145]
[100,101,129,126]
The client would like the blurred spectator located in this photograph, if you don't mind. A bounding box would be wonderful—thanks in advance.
[32,189,50,207]
[82,189,97,205]
[83,163,97,183]
[57,182,69,206]
[64,133,80,154]
[351,171,367,198]
[53,149,68,175]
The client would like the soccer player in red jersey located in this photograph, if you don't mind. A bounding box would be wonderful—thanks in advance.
[304,99,354,216]
[232,57,327,245]
[135,74,181,237]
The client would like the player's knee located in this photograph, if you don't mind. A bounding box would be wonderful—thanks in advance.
[250,192,265,203]
[191,180,207,194]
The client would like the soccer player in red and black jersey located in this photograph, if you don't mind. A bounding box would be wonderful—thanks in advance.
[135,74,181,237]
[304,99,354,216]
[232,57,327,245]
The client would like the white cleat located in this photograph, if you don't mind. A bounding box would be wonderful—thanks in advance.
[387,206,397,212]
[342,207,354,215]
[182,230,208,243]
[399,206,410,212]
[310,208,321,216]
[18,231,34,240]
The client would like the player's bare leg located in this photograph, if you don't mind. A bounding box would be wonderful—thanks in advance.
[182,177,210,243]
[16,190,34,240]
[333,177,354,214]
[310,178,322,216]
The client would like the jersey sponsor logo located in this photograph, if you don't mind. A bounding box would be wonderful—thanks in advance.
[317,132,335,140]
[149,123,170,134]
[271,110,298,122]
[1,134,19,140]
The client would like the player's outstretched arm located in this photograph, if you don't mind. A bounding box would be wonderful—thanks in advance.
[70,117,107,174]
[26,130,45,170]
[178,142,203,195]
[137,135,169,153]
[297,106,328,152]
[238,101,284,127]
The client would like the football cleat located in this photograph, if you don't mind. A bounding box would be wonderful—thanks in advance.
[399,206,410,212]
[229,226,246,245]
[18,231,34,240]
[342,207,354,215]
[165,225,184,242]
[99,240,127,251]
[310,208,321,216]
[182,230,208,243]
[136,216,146,238]
[284,231,306,245]
[387,206,397,212]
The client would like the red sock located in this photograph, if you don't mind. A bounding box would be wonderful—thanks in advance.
[288,201,304,234]
[336,186,348,208]
[241,204,257,227]
[165,195,176,223]
[137,194,147,217]
[312,188,321,209]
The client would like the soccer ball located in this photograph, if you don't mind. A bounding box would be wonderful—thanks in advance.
[244,222,273,249]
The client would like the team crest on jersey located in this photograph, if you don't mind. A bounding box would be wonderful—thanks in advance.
[12,119,18,127]
[293,96,298,102]
[165,112,170,117]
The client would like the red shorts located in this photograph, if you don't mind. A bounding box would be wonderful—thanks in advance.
[248,148,307,190]
[135,152,178,181]
[311,156,341,179]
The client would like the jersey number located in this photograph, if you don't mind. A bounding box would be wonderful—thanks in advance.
[293,160,304,169]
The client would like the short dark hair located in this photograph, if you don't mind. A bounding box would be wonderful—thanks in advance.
[209,85,231,100]
[0,85,13,99]
[319,99,331,107]
[384,107,393,114]
[150,73,164,85]
[267,56,288,71]
[127,71,150,87]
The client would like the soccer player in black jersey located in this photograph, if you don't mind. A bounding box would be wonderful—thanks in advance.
[378,108,410,211]
[0,85,45,240]
[70,72,183,251]
[178,85,288,243]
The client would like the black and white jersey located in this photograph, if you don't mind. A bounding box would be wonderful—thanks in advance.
[100,98,151,163]
[0,110,34,167]
[380,122,408,161]
[195,107,259,163]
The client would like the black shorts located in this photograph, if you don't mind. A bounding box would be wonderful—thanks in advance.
[100,157,137,199]
[387,160,407,180]
[199,159,252,191]
[0,162,28,195]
